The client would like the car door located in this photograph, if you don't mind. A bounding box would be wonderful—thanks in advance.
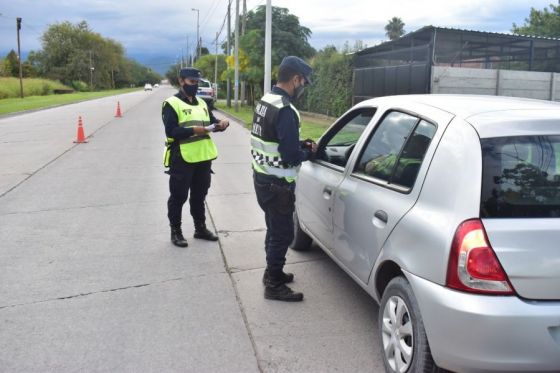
[332,108,450,283]
[296,107,376,251]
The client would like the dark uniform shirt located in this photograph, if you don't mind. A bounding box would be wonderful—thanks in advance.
[270,86,312,166]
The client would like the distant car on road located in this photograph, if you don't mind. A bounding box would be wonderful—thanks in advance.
[144,84,153,91]
[154,83,160,88]
[196,78,216,109]
[292,94,560,373]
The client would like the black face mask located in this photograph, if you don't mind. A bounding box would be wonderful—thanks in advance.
[183,83,198,97]
[294,84,305,100]
[292,78,306,100]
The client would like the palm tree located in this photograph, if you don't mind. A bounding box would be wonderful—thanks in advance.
[385,17,405,41]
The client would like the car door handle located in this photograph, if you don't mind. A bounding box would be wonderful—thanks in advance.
[374,210,388,223]
[323,186,333,199]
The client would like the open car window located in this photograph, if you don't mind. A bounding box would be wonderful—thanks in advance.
[316,107,376,168]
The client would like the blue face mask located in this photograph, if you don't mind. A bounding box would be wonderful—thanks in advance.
[183,83,198,97]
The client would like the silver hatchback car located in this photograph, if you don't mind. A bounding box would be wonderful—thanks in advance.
[292,95,560,372]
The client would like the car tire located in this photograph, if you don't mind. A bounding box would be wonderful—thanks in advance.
[289,210,312,251]
[379,276,441,373]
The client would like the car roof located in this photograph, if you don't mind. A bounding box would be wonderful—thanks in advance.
[357,94,560,137]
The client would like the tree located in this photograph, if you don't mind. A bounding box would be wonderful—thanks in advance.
[4,50,20,77]
[194,54,228,83]
[165,63,181,87]
[300,46,353,117]
[231,6,315,104]
[512,3,560,38]
[31,20,160,89]
[385,17,405,40]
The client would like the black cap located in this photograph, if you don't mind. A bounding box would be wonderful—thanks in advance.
[280,56,313,85]
[179,67,202,80]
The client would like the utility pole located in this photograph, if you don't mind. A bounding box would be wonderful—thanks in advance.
[234,0,240,111]
[227,0,231,107]
[214,31,219,98]
[16,17,23,98]
[240,0,247,105]
[264,0,272,94]
[186,36,190,67]
[191,8,200,60]
[89,50,94,91]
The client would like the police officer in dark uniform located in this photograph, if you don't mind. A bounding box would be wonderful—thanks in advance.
[251,56,316,302]
[162,67,229,247]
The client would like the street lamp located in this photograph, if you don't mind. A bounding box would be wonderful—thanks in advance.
[191,8,200,60]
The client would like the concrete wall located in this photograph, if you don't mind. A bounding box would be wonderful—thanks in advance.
[431,66,560,101]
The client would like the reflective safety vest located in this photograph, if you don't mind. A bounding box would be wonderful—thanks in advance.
[364,153,421,181]
[250,93,301,182]
[163,96,218,166]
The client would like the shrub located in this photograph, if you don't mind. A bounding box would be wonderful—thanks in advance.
[0,77,72,99]
[70,80,89,92]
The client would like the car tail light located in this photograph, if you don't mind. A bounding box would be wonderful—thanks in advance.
[446,219,515,295]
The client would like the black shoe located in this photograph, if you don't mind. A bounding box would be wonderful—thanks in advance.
[264,284,303,302]
[262,269,294,286]
[170,225,188,247]
[194,227,219,241]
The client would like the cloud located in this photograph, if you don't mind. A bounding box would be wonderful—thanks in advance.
[0,0,553,72]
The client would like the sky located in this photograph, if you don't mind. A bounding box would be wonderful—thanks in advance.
[0,0,553,74]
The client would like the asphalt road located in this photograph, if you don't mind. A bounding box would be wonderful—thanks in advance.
[0,87,384,372]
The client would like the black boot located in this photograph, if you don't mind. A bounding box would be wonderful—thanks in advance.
[262,268,294,286]
[194,224,219,241]
[170,225,188,247]
[264,270,303,302]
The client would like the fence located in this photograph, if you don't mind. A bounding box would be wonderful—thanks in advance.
[431,66,560,101]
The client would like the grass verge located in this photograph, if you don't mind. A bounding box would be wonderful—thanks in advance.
[215,101,333,141]
[0,88,142,116]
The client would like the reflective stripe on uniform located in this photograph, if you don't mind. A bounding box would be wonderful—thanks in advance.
[250,136,280,154]
[252,159,299,178]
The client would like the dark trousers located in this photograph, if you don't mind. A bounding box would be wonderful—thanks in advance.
[253,172,295,272]
[167,160,212,227]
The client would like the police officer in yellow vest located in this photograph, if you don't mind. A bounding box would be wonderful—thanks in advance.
[162,67,229,247]
[251,56,316,302]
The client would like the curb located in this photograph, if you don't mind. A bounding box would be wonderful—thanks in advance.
[214,109,250,131]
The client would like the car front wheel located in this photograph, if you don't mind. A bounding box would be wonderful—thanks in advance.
[379,276,441,373]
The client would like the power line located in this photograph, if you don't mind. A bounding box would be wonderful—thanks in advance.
[197,0,226,52]
[210,0,231,49]
[200,0,222,28]
[199,0,229,49]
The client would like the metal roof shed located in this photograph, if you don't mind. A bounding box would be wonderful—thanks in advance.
[353,26,560,103]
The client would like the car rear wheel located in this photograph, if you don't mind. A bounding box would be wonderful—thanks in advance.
[379,276,441,373]
[290,210,312,251]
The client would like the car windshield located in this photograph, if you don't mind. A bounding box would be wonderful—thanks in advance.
[481,135,560,218]
[199,80,211,88]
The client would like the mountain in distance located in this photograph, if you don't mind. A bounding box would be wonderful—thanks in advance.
[128,52,179,75]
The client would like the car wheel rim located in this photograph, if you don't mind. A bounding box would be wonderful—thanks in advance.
[382,295,413,373]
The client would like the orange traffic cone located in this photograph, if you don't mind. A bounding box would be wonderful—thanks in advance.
[73,116,88,143]
[115,101,122,117]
